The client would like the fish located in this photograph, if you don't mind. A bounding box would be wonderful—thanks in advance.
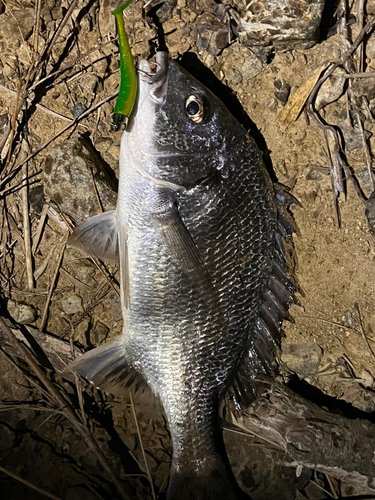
[70,51,295,500]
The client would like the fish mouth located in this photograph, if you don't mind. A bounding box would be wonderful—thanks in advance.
[138,51,169,105]
[125,52,187,193]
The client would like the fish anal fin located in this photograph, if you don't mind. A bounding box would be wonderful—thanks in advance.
[68,338,148,397]
[69,210,118,262]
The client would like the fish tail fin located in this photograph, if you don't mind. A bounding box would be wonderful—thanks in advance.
[167,459,240,500]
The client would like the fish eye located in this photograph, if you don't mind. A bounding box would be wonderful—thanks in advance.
[185,94,204,123]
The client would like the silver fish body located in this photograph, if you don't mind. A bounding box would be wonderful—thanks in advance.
[71,52,293,500]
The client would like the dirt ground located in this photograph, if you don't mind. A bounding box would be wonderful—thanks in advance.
[1,0,375,499]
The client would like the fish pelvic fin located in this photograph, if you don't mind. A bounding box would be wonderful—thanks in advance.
[68,337,147,396]
[69,210,118,262]
[227,184,299,409]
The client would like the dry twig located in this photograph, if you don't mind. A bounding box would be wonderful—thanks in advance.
[39,241,67,332]
[0,465,64,500]
[21,139,34,290]
[0,91,119,190]
[306,12,375,221]
[32,203,49,255]
[0,317,132,500]
[129,391,156,500]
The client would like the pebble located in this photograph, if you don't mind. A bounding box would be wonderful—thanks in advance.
[62,295,84,315]
[180,8,191,24]
[266,98,278,110]
[281,343,323,377]
[306,169,323,181]
[228,68,243,84]
[274,79,290,106]
[347,316,354,326]
[69,103,88,119]
[195,13,228,56]
[92,321,109,344]
[241,56,263,80]
[43,137,117,225]
[7,299,37,324]
[341,126,372,152]
[80,73,99,94]
[28,185,45,214]
[275,160,288,176]
[315,67,346,110]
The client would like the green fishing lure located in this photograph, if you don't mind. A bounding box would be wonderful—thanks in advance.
[111,0,137,132]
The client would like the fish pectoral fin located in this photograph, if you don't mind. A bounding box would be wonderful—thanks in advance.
[69,211,118,262]
[158,203,214,292]
[67,337,147,396]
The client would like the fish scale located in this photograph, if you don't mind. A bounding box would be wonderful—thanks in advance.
[69,53,294,500]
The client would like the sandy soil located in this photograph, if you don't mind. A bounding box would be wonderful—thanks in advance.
[1,1,375,499]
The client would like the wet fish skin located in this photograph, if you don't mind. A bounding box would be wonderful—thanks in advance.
[70,52,283,500]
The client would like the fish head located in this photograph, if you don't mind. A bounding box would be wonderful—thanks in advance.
[123,52,242,191]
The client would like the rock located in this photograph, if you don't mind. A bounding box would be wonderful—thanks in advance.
[0,113,8,132]
[281,343,323,377]
[80,73,99,93]
[43,136,117,225]
[341,126,372,152]
[195,13,229,56]
[351,77,375,100]
[0,9,34,46]
[69,103,88,119]
[91,321,109,344]
[28,185,45,214]
[365,191,375,239]
[275,160,287,176]
[0,9,35,79]
[235,0,325,51]
[315,67,347,110]
[306,169,323,181]
[274,79,290,106]
[144,0,177,23]
[7,300,37,325]
[228,68,243,84]
[62,295,84,315]
[241,54,263,80]
[266,98,278,110]
[50,6,64,21]
[74,318,90,347]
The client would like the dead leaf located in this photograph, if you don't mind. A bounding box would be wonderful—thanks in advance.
[277,64,327,127]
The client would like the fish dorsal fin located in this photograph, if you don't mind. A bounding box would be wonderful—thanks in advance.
[226,189,297,409]
[68,337,149,396]
[70,211,118,262]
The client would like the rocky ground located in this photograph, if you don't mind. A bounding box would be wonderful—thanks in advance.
[1,0,375,499]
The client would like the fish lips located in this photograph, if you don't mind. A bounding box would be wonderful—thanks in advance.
[139,51,169,105]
